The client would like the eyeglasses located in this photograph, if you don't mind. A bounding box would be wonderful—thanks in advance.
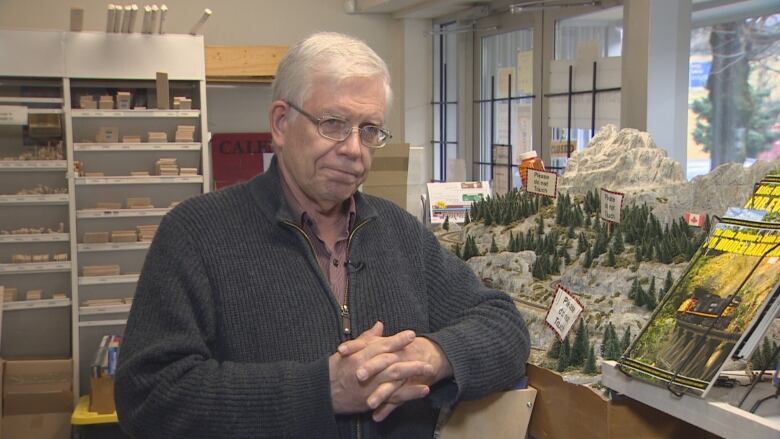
[285,101,392,149]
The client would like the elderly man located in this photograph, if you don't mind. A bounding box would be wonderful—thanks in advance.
[116,32,529,438]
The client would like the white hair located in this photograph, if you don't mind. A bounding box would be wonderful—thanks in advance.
[272,32,393,113]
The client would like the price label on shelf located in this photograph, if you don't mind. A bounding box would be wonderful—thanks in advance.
[526,169,558,198]
[544,285,584,341]
[599,188,624,224]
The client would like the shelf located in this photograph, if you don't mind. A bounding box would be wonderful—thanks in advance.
[78,274,139,286]
[0,160,68,171]
[0,261,71,274]
[75,175,203,185]
[601,361,780,439]
[79,303,131,316]
[78,318,127,327]
[77,208,170,219]
[27,108,63,114]
[0,194,69,205]
[4,298,71,311]
[74,142,201,152]
[0,97,63,104]
[78,241,151,252]
[71,109,200,118]
[0,233,69,244]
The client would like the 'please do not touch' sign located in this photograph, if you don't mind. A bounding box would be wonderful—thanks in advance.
[544,285,585,341]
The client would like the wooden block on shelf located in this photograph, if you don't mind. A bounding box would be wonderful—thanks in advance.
[11,254,32,264]
[25,289,43,301]
[205,45,287,80]
[96,202,122,210]
[4,287,18,302]
[83,232,109,244]
[156,71,170,109]
[52,292,67,300]
[126,197,153,209]
[52,253,68,262]
[83,265,121,277]
[83,298,124,307]
[122,135,142,143]
[96,126,119,143]
[85,172,105,177]
[32,254,50,263]
[110,230,138,243]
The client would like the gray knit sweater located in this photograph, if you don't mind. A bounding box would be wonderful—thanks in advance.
[115,160,530,439]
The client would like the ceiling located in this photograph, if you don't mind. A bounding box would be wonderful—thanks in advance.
[349,0,780,21]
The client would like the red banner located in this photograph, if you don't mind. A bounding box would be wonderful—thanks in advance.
[211,132,273,189]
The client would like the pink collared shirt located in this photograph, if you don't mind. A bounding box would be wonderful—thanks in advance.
[280,175,356,306]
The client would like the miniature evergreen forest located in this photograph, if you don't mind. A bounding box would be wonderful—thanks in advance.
[435,188,717,378]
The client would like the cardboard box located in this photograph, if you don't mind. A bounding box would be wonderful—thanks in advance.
[527,364,718,439]
[439,387,536,439]
[2,358,73,439]
[3,359,73,416]
[89,376,115,415]
[362,143,410,210]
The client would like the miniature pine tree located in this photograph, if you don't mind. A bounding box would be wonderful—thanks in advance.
[536,215,545,235]
[664,270,673,293]
[577,233,587,256]
[468,235,480,259]
[635,286,646,307]
[634,245,643,264]
[606,248,616,267]
[645,288,657,310]
[568,224,576,239]
[621,326,632,352]
[442,216,450,231]
[461,236,472,260]
[564,248,572,265]
[583,344,598,374]
[600,323,613,357]
[582,246,592,268]
[557,338,571,372]
[648,277,656,299]
[452,243,462,259]
[484,209,493,226]
[463,211,470,225]
[628,278,639,300]
[551,255,561,274]
[570,320,588,367]
[612,230,625,254]
[490,235,499,253]
[585,214,592,227]
[703,214,712,234]
[547,338,562,359]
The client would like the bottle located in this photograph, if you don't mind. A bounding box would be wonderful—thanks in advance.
[519,150,545,187]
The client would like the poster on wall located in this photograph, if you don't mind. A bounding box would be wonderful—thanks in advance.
[426,181,491,224]
[211,132,273,189]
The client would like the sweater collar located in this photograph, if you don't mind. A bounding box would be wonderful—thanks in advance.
[248,155,378,226]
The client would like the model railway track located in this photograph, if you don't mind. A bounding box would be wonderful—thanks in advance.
[512,297,548,311]
[439,231,462,245]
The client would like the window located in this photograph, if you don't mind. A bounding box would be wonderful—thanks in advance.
[478,29,534,192]
[432,22,459,182]
[549,6,623,170]
[687,13,780,179]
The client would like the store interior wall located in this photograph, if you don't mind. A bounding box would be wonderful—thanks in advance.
[0,0,434,218]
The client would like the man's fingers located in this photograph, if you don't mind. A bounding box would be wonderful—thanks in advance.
[366,380,404,409]
[337,321,384,356]
[356,352,400,381]
[361,330,416,360]
[386,383,430,405]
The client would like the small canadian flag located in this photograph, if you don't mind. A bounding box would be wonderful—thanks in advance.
[685,212,704,227]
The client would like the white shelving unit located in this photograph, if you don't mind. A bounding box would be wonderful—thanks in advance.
[0,31,73,363]
[0,29,209,399]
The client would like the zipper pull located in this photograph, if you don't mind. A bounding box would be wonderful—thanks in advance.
[341,304,352,337]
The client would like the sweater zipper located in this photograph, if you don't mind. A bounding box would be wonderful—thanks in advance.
[283,218,369,439]
[345,219,370,439]
[343,218,371,337]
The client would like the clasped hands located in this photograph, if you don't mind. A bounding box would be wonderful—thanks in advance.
[329,321,452,422]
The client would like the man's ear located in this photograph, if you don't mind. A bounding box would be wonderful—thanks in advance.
[269,100,289,149]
